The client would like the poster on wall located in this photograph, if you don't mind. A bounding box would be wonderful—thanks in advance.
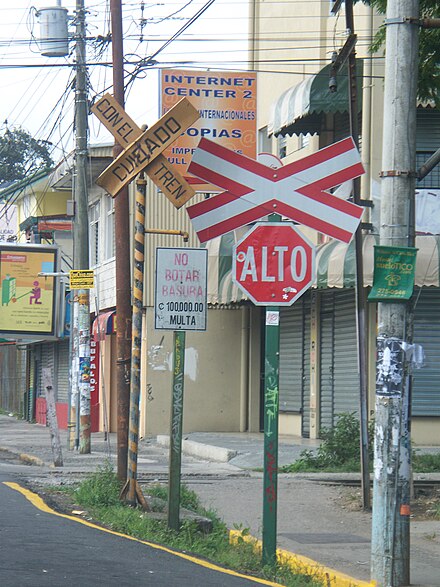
[368,245,418,302]
[0,204,18,243]
[0,244,59,337]
[160,69,257,191]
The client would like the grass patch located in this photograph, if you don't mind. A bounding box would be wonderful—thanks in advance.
[413,452,440,473]
[280,412,440,475]
[67,463,322,586]
[281,413,374,474]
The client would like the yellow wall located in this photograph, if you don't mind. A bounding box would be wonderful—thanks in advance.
[142,306,261,436]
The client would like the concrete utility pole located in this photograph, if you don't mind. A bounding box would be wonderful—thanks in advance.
[73,0,91,454]
[371,0,419,583]
[110,0,132,481]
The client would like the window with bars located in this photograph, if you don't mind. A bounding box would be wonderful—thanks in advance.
[89,201,100,267]
[278,134,287,159]
[416,152,440,189]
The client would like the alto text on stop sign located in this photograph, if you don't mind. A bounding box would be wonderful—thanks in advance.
[232,222,316,306]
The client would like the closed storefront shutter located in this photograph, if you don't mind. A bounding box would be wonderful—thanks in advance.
[279,303,304,412]
[302,297,311,437]
[320,291,335,430]
[56,340,70,404]
[416,109,440,151]
[38,342,55,398]
[412,289,440,416]
[333,290,359,416]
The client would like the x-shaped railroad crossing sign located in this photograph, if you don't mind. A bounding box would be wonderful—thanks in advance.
[92,94,199,208]
[186,137,365,243]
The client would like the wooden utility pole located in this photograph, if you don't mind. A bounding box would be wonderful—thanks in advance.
[110,0,132,481]
[371,0,419,584]
[73,0,91,454]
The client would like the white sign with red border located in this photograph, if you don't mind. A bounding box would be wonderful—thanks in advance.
[155,248,208,331]
[233,222,316,306]
[187,137,365,243]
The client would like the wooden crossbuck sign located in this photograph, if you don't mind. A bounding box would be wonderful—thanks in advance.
[92,95,200,208]
[186,137,365,243]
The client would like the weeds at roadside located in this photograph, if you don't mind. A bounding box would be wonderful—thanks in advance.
[281,413,374,473]
[61,464,322,586]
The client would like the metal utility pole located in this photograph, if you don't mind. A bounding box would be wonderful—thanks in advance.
[371,0,419,583]
[73,0,91,454]
[110,0,132,481]
[330,0,370,510]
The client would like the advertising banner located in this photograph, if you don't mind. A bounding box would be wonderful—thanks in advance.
[160,69,257,190]
[0,244,59,337]
[368,245,418,302]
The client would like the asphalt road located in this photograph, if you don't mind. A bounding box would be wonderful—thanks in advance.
[0,469,269,587]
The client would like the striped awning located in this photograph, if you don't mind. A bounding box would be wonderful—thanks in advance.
[206,232,440,305]
[92,310,116,340]
[206,229,249,306]
[316,235,440,288]
[268,61,363,138]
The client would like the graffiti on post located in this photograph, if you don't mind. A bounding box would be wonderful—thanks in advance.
[265,378,279,439]
[265,440,277,512]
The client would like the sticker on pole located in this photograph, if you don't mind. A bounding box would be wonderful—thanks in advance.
[155,248,208,331]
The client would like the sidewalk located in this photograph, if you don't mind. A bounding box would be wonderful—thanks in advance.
[1,414,440,586]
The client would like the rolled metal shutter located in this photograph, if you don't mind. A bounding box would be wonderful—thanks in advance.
[412,289,440,416]
[279,302,304,412]
[56,340,70,404]
[319,291,335,430]
[333,290,360,416]
[38,342,55,398]
[302,297,311,437]
[416,109,440,151]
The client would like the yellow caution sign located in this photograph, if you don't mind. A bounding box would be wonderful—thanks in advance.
[69,270,95,289]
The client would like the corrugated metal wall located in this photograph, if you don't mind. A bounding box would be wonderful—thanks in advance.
[416,108,440,151]
[144,184,205,306]
[56,340,70,403]
[412,289,440,416]
[0,344,21,413]
[333,290,360,416]
[38,342,55,398]
[279,302,304,412]
[318,289,360,431]
[302,300,311,437]
[320,299,335,430]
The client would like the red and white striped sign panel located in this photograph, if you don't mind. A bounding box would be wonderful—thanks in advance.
[186,137,365,243]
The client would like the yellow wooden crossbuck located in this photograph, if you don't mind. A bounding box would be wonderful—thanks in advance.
[92,94,200,208]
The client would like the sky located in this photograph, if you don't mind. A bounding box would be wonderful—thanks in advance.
[0,1,250,162]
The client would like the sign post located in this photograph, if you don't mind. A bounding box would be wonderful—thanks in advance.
[155,247,207,530]
[232,220,315,564]
[92,94,201,504]
[262,305,280,565]
[185,137,363,560]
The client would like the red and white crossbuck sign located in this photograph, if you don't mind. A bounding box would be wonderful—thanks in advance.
[186,137,365,243]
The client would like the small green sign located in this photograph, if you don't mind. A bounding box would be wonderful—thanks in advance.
[368,245,417,302]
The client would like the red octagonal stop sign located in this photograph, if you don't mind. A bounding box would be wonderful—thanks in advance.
[232,222,316,306]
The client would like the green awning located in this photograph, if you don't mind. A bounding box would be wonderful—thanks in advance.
[315,235,440,289]
[268,60,363,137]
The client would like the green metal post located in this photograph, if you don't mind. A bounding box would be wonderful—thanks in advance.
[262,306,280,566]
[168,329,186,531]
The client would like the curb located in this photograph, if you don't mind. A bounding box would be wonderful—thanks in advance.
[0,446,46,467]
[19,453,46,467]
[229,530,375,587]
[157,435,238,463]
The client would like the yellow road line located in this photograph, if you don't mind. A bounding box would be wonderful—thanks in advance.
[3,482,280,586]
